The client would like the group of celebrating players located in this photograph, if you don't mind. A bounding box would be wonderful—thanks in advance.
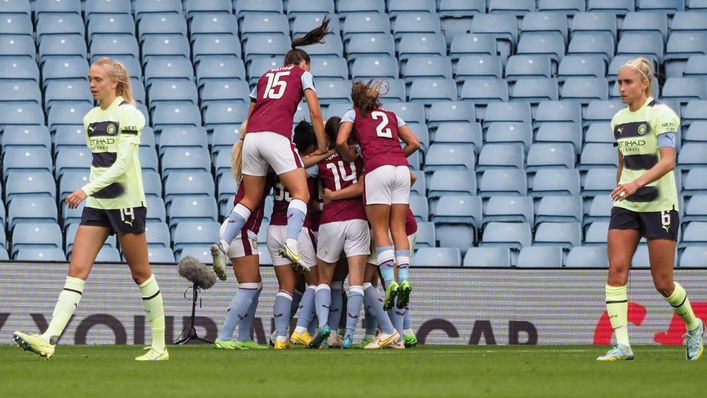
[212,17,421,350]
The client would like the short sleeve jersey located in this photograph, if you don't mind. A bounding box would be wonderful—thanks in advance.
[317,152,366,224]
[270,177,317,229]
[246,65,314,139]
[233,179,271,234]
[82,96,145,210]
[611,97,680,212]
[405,208,418,236]
[343,107,409,172]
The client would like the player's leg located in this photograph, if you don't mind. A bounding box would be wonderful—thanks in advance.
[273,265,297,349]
[343,255,367,348]
[14,225,109,359]
[121,230,168,361]
[291,229,319,345]
[326,261,348,347]
[360,262,379,346]
[403,232,417,347]
[309,258,335,348]
[597,224,639,361]
[367,203,397,311]
[277,168,310,269]
[390,204,411,310]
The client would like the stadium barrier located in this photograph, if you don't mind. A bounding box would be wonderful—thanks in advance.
[1,262,705,345]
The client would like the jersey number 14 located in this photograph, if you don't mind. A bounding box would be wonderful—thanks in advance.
[326,161,358,191]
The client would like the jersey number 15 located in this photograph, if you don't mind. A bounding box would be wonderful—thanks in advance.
[263,71,291,100]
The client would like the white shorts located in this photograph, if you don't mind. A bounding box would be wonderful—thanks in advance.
[365,165,411,205]
[267,225,317,267]
[242,131,303,176]
[219,220,258,258]
[367,232,417,265]
[317,220,371,263]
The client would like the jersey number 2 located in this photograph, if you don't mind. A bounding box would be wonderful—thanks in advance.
[371,111,392,138]
[263,71,290,100]
[326,161,358,191]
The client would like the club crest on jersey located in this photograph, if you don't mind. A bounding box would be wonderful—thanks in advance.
[106,122,118,135]
[638,123,647,135]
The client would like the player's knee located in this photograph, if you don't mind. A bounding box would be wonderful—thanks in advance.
[607,262,629,285]
[653,278,674,297]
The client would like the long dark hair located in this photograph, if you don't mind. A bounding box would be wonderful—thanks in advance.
[324,116,341,150]
[284,16,331,66]
[351,80,389,118]
[293,120,316,154]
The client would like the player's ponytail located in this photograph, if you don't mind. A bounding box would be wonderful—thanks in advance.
[92,57,134,104]
[285,16,331,66]
[351,80,388,118]
[324,116,341,150]
[622,57,654,98]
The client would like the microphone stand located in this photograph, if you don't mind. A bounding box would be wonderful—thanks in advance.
[174,281,213,344]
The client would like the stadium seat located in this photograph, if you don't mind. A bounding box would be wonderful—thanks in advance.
[85,0,131,18]
[469,13,518,53]
[402,55,452,81]
[509,78,559,103]
[240,13,289,37]
[586,0,634,15]
[535,100,582,126]
[134,0,183,19]
[158,126,208,154]
[90,34,140,61]
[478,143,524,170]
[455,55,503,80]
[662,77,706,106]
[534,222,582,249]
[526,143,575,171]
[679,246,707,268]
[414,247,462,267]
[504,55,553,80]
[147,79,199,108]
[584,122,614,144]
[617,31,664,64]
[584,100,624,125]
[142,34,191,62]
[582,167,618,197]
[337,0,386,16]
[11,223,63,256]
[184,0,232,18]
[459,78,509,105]
[478,168,527,197]
[462,247,512,267]
[0,35,35,59]
[243,33,290,59]
[189,13,238,36]
[54,146,91,178]
[36,13,84,43]
[398,33,447,60]
[484,102,532,125]
[191,34,242,63]
[392,13,442,38]
[0,57,39,82]
[488,0,535,16]
[639,0,684,13]
[423,143,475,173]
[176,246,214,263]
[344,33,396,59]
[567,32,615,62]
[350,55,399,80]
[682,168,707,196]
[15,248,66,262]
[41,56,89,87]
[684,121,707,144]
[39,35,87,63]
[535,195,583,225]
[145,196,167,223]
[431,194,482,227]
[7,197,58,229]
[680,221,707,248]
[521,12,568,42]
[481,222,532,250]
[2,147,52,177]
[308,56,349,80]
[160,147,211,175]
[137,14,188,38]
[408,78,457,104]
[342,13,390,38]
[2,125,51,150]
[584,221,610,245]
[146,222,172,248]
[530,168,581,197]
[516,246,564,268]
[291,14,341,37]
[409,195,429,223]
[172,220,221,253]
[485,123,532,150]
[235,0,282,16]
[671,11,707,33]
[516,33,565,63]
[582,196,611,226]
[151,103,202,129]
[579,143,617,170]
[144,57,194,84]
[35,0,81,17]
[484,195,534,225]
[683,55,707,79]
[414,222,436,249]
[388,0,436,16]
[565,245,608,267]
[432,122,483,149]
[167,196,219,228]
[449,34,498,59]
[534,122,582,153]
[622,11,668,41]
[194,56,245,86]
[561,77,609,104]
[557,55,606,80]
[678,143,707,170]
[163,171,215,203]
[147,247,176,263]
[93,247,121,263]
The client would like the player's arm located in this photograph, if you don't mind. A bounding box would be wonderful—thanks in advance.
[397,124,420,157]
[302,150,334,168]
[336,121,357,162]
[323,177,364,204]
[302,74,327,155]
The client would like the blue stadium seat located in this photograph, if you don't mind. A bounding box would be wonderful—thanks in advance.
[138,147,159,174]
[565,246,608,267]
[2,125,51,150]
[622,11,668,41]
[15,247,66,262]
[88,13,135,37]
[7,197,58,229]
[414,247,462,267]
[398,33,447,59]
[382,102,426,126]
[344,33,396,59]
[534,121,582,152]
[342,13,390,38]
[584,100,624,125]
[410,170,427,196]
[459,78,509,104]
[92,247,121,262]
[584,195,612,225]
[392,13,442,37]
[147,247,176,263]
[455,55,503,80]
[484,102,532,126]
[287,0,334,17]
[427,101,476,127]
[35,0,81,17]
[0,35,35,59]
[350,55,399,79]
[144,57,194,85]
[147,79,199,107]
[678,143,707,170]
[617,31,664,64]
[172,220,221,255]
[160,147,211,174]
[90,34,140,61]
[680,222,707,248]
[243,33,290,59]
[163,171,215,203]
[0,103,44,126]
[142,34,191,62]
[191,34,242,63]
[235,0,282,16]
[409,195,429,222]
[134,0,183,19]
[536,195,583,224]
[142,170,163,199]
[137,13,187,39]
[0,80,41,104]
[414,222,436,249]
[510,78,559,103]
[402,55,453,81]
[449,34,497,59]
[0,13,32,36]
[567,32,615,62]
[39,35,87,63]
[682,168,707,196]
[41,56,89,87]
[167,196,218,228]
[526,143,576,170]
[561,77,609,104]
[433,122,483,149]
[469,13,518,46]
[0,58,39,82]
[408,78,457,104]
[579,143,617,170]
[54,146,91,178]
[5,170,56,202]
[85,0,131,18]
[189,13,238,37]
[683,194,707,223]
[478,168,527,196]
[11,223,63,257]
[516,33,565,63]
[438,0,484,16]
[145,196,167,223]
[582,167,617,197]
[428,170,477,198]
[521,12,568,42]
[670,11,707,33]
[530,168,581,196]
[240,12,289,38]
[431,194,482,226]
[424,143,475,172]
[47,103,92,131]
[684,121,707,143]
[388,0,436,15]
[638,0,684,13]
[215,146,236,180]
[584,122,613,144]
[478,143,524,170]
[681,100,707,127]
[485,122,532,150]
[481,222,532,250]
[151,103,202,129]
[146,222,171,248]
[557,55,606,80]
[44,80,93,108]
[662,77,706,105]
[516,246,564,267]
[587,0,635,15]
[463,247,512,267]
[291,13,341,37]
[315,79,353,105]
[194,56,245,86]
[308,56,349,80]
[505,55,552,80]
[36,14,85,42]
[683,55,707,79]
[534,221,582,249]
[679,246,707,268]
[584,221,609,245]
[488,0,535,16]
[435,223,477,254]
[61,200,85,227]
[337,0,385,16]
[2,147,52,176]
[158,126,208,154]
[484,195,534,225]
[184,0,232,18]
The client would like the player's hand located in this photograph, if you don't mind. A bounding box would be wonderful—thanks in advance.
[66,189,88,209]
[611,181,640,201]
[323,188,335,204]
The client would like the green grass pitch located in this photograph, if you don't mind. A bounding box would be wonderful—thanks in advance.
[2,345,705,398]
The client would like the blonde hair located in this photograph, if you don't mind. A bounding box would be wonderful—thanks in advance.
[92,57,134,104]
[621,57,654,98]
[231,122,247,183]
[351,80,389,118]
